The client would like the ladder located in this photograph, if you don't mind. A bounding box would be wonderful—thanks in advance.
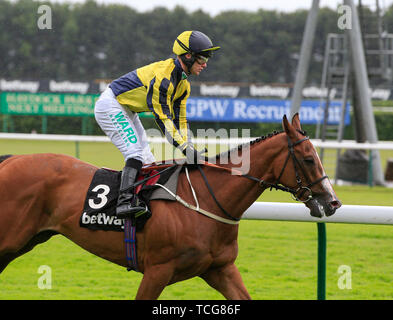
[316,33,350,165]
[359,0,391,81]
[317,5,393,182]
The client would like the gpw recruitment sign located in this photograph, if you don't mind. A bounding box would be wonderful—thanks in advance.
[0,93,350,124]
[186,98,350,124]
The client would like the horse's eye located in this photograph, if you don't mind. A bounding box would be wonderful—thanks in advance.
[304,158,315,165]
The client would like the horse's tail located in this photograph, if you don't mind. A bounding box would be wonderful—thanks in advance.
[0,155,13,164]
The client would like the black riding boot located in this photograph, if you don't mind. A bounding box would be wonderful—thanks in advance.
[116,158,148,220]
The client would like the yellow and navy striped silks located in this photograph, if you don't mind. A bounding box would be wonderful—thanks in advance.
[109,58,190,150]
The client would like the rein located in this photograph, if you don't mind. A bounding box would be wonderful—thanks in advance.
[197,166,240,222]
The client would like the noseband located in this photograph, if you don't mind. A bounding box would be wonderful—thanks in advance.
[244,132,328,203]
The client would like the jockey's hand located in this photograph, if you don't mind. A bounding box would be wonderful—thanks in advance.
[183,144,206,165]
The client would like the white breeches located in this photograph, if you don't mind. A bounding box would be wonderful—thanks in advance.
[94,87,156,164]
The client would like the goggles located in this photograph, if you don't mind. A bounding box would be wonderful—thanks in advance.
[195,55,209,65]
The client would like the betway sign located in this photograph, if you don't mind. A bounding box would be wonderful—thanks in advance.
[186,98,350,124]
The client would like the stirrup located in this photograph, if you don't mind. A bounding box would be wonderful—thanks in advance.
[116,200,148,219]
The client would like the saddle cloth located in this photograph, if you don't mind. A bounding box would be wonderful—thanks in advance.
[79,164,181,232]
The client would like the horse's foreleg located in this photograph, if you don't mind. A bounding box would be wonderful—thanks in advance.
[135,264,174,300]
[201,263,251,300]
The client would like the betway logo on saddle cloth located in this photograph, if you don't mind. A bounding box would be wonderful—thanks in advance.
[80,167,124,231]
[81,212,123,229]
[80,165,180,232]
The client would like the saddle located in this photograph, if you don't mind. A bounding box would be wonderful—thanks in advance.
[79,162,182,232]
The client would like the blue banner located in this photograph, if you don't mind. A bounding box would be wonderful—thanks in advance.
[186,98,350,124]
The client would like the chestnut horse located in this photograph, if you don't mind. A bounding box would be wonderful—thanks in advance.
[0,114,341,299]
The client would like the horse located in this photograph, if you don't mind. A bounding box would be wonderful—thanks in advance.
[0,114,341,299]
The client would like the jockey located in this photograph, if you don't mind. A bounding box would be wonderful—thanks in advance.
[94,30,220,219]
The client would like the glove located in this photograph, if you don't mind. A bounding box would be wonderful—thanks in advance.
[182,144,206,165]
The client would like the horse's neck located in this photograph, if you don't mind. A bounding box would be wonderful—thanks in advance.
[210,134,284,219]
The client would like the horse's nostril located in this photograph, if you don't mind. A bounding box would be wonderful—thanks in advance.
[330,200,342,209]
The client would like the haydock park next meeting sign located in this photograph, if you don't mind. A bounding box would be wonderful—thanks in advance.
[0,92,349,124]
[0,92,155,118]
[0,92,98,116]
[186,97,350,124]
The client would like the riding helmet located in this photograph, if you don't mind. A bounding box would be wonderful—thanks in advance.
[173,31,220,73]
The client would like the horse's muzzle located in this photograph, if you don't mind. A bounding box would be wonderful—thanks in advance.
[306,195,342,218]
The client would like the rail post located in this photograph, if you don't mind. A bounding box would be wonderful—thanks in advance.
[75,141,80,159]
[317,222,327,300]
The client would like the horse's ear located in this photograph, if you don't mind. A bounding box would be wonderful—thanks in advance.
[291,113,302,130]
[282,114,297,140]
[282,114,291,135]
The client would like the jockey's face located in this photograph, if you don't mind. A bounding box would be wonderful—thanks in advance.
[189,54,207,76]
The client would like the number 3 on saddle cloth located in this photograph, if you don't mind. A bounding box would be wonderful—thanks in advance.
[79,164,181,232]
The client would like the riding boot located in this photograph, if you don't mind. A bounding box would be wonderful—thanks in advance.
[116,158,148,220]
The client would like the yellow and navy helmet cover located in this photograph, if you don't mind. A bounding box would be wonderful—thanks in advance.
[173,31,220,56]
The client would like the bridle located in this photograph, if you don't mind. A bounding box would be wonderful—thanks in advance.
[197,131,328,222]
[246,133,328,203]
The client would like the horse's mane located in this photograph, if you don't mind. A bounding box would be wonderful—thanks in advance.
[0,154,13,164]
[213,130,283,161]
